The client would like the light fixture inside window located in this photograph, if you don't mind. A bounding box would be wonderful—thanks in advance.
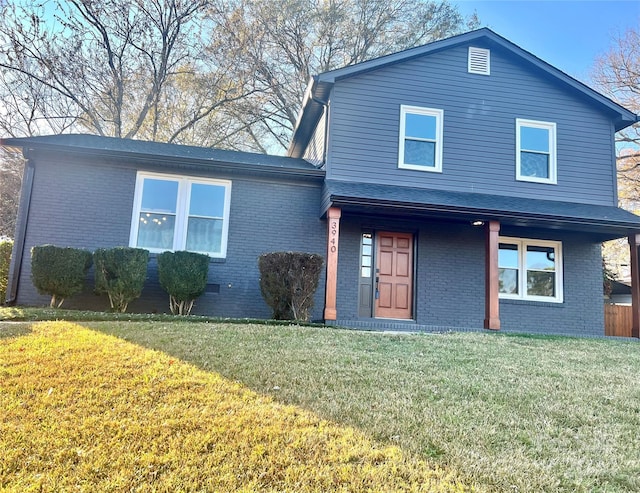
[471,220,484,226]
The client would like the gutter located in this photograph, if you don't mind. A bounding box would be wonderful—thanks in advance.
[5,158,34,305]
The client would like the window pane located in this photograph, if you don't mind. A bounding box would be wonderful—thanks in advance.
[141,179,178,213]
[527,271,555,297]
[137,213,175,250]
[361,233,372,278]
[499,268,518,294]
[520,151,549,178]
[186,217,222,253]
[189,183,226,218]
[499,243,519,268]
[526,245,555,271]
[405,113,436,140]
[520,126,549,152]
[404,140,435,167]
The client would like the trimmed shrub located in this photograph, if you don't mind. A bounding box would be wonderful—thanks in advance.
[158,250,209,315]
[258,252,324,322]
[94,247,149,313]
[31,245,93,308]
[0,239,13,303]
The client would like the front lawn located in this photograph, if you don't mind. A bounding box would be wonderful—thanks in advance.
[0,320,464,492]
[2,316,640,491]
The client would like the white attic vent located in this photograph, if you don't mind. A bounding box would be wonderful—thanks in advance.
[468,47,490,75]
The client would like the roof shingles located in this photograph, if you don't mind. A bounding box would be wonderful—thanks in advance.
[324,180,640,240]
[1,134,323,176]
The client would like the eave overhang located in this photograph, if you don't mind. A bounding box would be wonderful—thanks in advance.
[323,180,640,242]
[0,135,325,181]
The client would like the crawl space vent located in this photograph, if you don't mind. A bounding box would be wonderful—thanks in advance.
[468,47,490,75]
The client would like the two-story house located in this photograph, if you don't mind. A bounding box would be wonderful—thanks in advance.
[3,28,640,337]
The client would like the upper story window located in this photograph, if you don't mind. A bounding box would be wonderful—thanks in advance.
[498,237,563,303]
[516,119,557,184]
[130,172,232,258]
[398,105,443,173]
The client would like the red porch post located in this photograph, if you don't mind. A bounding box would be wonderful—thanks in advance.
[629,234,640,338]
[485,220,501,330]
[324,207,342,320]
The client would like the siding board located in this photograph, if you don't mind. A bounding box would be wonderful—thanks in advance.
[303,110,326,166]
[326,44,616,205]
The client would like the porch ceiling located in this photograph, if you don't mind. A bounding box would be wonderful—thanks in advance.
[323,180,640,241]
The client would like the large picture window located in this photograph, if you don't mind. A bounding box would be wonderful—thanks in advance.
[398,105,443,172]
[498,237,563,303]
[130,172,231,257]
[516,119,557,184]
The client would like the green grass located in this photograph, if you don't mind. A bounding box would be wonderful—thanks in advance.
[2,309,640,491]
[1,321,465,492]
[0,306,324,326]
[86,321,640,492]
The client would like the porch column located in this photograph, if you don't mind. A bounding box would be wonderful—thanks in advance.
[484,220,501,330]
[324,207,342,320]
[629,234,640,338]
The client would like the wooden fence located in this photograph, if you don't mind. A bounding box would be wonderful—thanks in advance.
[604,304,633,337]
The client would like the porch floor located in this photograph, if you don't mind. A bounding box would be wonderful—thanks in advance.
[327,319,485,334]
[325,319,636,340]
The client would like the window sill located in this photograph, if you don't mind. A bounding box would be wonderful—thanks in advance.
[515,176,557,185]
[398,164,442,173]
[500,298,564,308]
[147,252,226,263]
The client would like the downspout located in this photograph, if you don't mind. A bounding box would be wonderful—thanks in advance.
[5,156,34,305]
[610,120,618,206]
[311,96,330,166]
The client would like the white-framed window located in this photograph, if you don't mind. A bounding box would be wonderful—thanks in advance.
[516,119,557,184]
[129,172,232,258]
[398,105,444,172]
[498,237,563,303]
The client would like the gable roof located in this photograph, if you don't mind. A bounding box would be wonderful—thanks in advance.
[1,134,324,179]
[289,28,638,158]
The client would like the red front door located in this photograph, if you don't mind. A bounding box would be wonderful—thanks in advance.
[375,232,413,319]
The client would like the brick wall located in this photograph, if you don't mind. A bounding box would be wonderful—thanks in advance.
[499,231,605,337]
[14,149,606,335]
[334,216,605,336]
[16,153,327,320]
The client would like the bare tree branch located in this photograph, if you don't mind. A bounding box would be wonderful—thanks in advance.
[593,25,640,212]
[209,0,478,153]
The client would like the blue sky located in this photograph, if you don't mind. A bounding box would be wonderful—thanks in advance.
[453,0,640,84]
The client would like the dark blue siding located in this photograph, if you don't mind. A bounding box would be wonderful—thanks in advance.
[334,216,605,337]
[303,109,326,167]
[15,154,326,319]
[326,43,616,206]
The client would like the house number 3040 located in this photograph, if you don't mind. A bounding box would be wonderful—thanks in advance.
[329,220,338,253]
